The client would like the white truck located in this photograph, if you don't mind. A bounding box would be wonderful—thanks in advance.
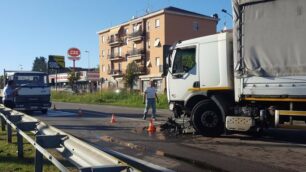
[165,0,306,136]
[3,70,51,114]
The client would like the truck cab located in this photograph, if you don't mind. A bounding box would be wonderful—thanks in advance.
[165,32,234,136]
[4,70,51,114]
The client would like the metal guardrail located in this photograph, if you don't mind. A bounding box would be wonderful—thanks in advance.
[0,105,137,172]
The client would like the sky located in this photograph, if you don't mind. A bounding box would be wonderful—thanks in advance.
[0,0,232,74]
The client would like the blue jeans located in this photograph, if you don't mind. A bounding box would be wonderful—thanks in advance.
[143,98,156,118]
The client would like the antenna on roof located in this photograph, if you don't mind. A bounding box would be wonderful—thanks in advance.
[147,0,153,13]
[146,8,150,14]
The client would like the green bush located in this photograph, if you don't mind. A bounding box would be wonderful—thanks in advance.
[51,90,168,109]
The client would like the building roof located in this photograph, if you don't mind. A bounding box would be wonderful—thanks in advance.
[5,71,47,75]
[164,6,212,18]
[97,6,217,34]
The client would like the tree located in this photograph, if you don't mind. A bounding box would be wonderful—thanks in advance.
[124,62,139,90]
[32,56,47,72]
[67,71,80,92]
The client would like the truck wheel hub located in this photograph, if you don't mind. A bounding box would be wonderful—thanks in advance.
[201,111,218,127]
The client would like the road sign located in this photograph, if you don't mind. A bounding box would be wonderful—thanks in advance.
[68,48,81,61]
[48,55,65,69]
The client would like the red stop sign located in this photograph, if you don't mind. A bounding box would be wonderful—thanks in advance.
[68,48,81,57]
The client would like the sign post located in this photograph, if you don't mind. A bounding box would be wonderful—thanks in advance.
[67,48,81,71]
[48,55,65,92]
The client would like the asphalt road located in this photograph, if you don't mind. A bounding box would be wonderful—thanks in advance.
[32,102,306,172]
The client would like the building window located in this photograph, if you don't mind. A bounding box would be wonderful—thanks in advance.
[102,50,105,57]
[133,24,141,32]
[118,62,122,71]
[119,47,122,56]
[133,24,137,32]
[155,19,160,28]
[154,38,161,47]
[147,40,150,49]
[147,21,150,31]
[125,29,128,34]
[133,43,137,49]
[193,22,199,31]
[102,36,105,43]
[102,65,105,72]
[155,57,160,67]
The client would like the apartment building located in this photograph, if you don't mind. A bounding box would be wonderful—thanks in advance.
[98,6,218,92]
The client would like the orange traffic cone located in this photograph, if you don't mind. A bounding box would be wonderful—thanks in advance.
[78,108,83,116]
[53,104,57,110]
[110,114,116,123]
[147,119,156,133]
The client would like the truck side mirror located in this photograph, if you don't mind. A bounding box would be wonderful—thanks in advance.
[162,64,169,77]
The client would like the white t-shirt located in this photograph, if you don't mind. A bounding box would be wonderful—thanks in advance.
[3,85,14,101]
[145,87,157,99]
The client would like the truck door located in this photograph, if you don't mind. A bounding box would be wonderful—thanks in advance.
[167,46,199,101]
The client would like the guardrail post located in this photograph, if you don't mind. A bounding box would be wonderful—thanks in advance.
[7,123,12,143]
[17,132,23,158]
[1,116,5,131]
[34,135,66,172]
[35,147,44,172]
[16,121,38,159]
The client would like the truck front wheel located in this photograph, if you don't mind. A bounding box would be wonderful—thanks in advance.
[191,100,224,136]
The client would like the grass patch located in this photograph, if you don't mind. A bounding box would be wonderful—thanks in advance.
[52,90,169,109]
[0,129,77,172]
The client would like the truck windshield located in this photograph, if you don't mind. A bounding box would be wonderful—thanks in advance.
[172,48,196,74]
[13,74,48,86]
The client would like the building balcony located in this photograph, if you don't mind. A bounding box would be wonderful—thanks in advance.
[108,69,123,77]
[128,30,144,42]
[133,66,146,75]
[108,53,125,61]
[108,37,124,47]
[127,49,145,61]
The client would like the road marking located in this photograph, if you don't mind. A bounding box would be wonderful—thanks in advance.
[47,110,77,117]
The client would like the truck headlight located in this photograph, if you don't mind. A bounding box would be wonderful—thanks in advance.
[169,102,174,111]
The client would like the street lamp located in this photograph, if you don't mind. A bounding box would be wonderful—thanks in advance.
[84,50,90,92]
[221,9,233,32]
[221,9,233,19]
[84,50,90,71]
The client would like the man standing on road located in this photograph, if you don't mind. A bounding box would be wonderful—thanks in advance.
[2,80,19,109]
[143,80,159,120]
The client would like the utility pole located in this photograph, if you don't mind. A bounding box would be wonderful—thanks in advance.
[84,50,90,92]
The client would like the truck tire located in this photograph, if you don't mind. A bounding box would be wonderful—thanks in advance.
[41,109,48,114]
[191,100,224,136]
